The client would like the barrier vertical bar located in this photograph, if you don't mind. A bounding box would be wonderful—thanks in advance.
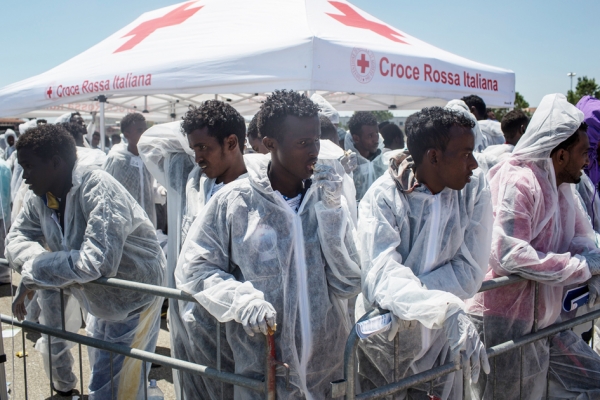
[60,290,67,333]
[110,351,114,400]
[393,334,399,383]
[48,335,53,397]
[79,343,84,396]
[462,352,472,400]
[533,282,539,333]
[180,369,184,399]
[265,330,276,400]
[519,347,523,400]
[21,328,27,400]
[493,357,496,400]
[143,360,148,400]
[217,321,223,400]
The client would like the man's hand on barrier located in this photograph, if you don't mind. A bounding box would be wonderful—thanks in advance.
[239,299,277,337]
[12,281,34,321]
[387,315,418,341]
[443,311,490,384]
[588,276,600,307]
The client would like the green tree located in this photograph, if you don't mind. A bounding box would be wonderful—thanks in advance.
[567,76,600,105]
[492,91,530,121]
[515,92,529,109]
[368,110,394,123]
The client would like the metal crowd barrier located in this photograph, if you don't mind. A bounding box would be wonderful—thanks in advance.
[333,276,600,399]
[0,258,275,400]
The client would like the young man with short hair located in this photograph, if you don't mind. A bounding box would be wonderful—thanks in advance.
[176,90,361,399]
[172,100,251,399]
[346,111,386,201]
[246,113,268,154]
[104,113,158,226]
[462,94,505,146]
[357,106,491,399]
[380,122,405,153]
[477,109,530,173]
[8,124,165,399]
[319,114,340,144]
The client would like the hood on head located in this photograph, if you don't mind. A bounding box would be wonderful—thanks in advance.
[54,113,73,125]
[19,119,37,136]
[4,129,16,141]
[512,94,584,160]
[310,93,339,125]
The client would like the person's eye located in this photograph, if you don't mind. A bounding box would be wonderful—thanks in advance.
[299,140,306,145]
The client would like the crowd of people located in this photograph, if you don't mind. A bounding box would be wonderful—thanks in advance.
[1,90,600,399]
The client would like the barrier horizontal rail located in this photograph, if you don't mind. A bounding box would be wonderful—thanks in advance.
[342,307,600,399]
[0,256,581,399]
[339,274,597,399]
[0,314,266,393]
[0,258,273,398]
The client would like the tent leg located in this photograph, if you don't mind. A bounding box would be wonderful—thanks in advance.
[99,95,106,152]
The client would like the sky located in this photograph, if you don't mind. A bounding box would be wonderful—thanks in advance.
[0,0,598,108]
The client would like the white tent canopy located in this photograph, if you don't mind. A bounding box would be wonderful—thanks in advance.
[0,0,515,121]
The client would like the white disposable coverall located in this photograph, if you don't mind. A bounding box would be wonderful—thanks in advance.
[356,155,492,399]
[478,119,505,146]
[445,100,487,152]
[5,162,165,399]
[137,121,195,399]
[9,145,107,388]
[471,93,600,399]
[3,129,16,160]
[310,93,340,124]
[176,154,361,399]
[343,135,387,202]
[476,144,514,175]
[175,156,254,400]
[104,142,157,227]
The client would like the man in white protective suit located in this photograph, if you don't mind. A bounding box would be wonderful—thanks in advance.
[356,106,491,399]
[7,124,165,399]
[174,100,251,400]
[344,111,386,202]
[473,94,600,399]
[103,113,159,227]
[461,94,505,147]
[476,109,530,174]
[176,90,361,399]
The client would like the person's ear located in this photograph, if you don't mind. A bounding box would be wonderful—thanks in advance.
[425,148,438,166]
[552,149,569,166]
[225,134,238,152]
[352,133,360,144]
[51,154,63,170]
[263,136,276,153]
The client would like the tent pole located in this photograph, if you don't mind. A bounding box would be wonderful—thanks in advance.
[98,95,106,152]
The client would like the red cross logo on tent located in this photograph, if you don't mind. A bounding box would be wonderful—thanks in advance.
[327,1,408,45]
[350,48,375,84]
[114,1,203,53]
[46,87,53,99]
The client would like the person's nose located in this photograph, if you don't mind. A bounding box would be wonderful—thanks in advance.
[469,153,478,171]
[308,140,320,158]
